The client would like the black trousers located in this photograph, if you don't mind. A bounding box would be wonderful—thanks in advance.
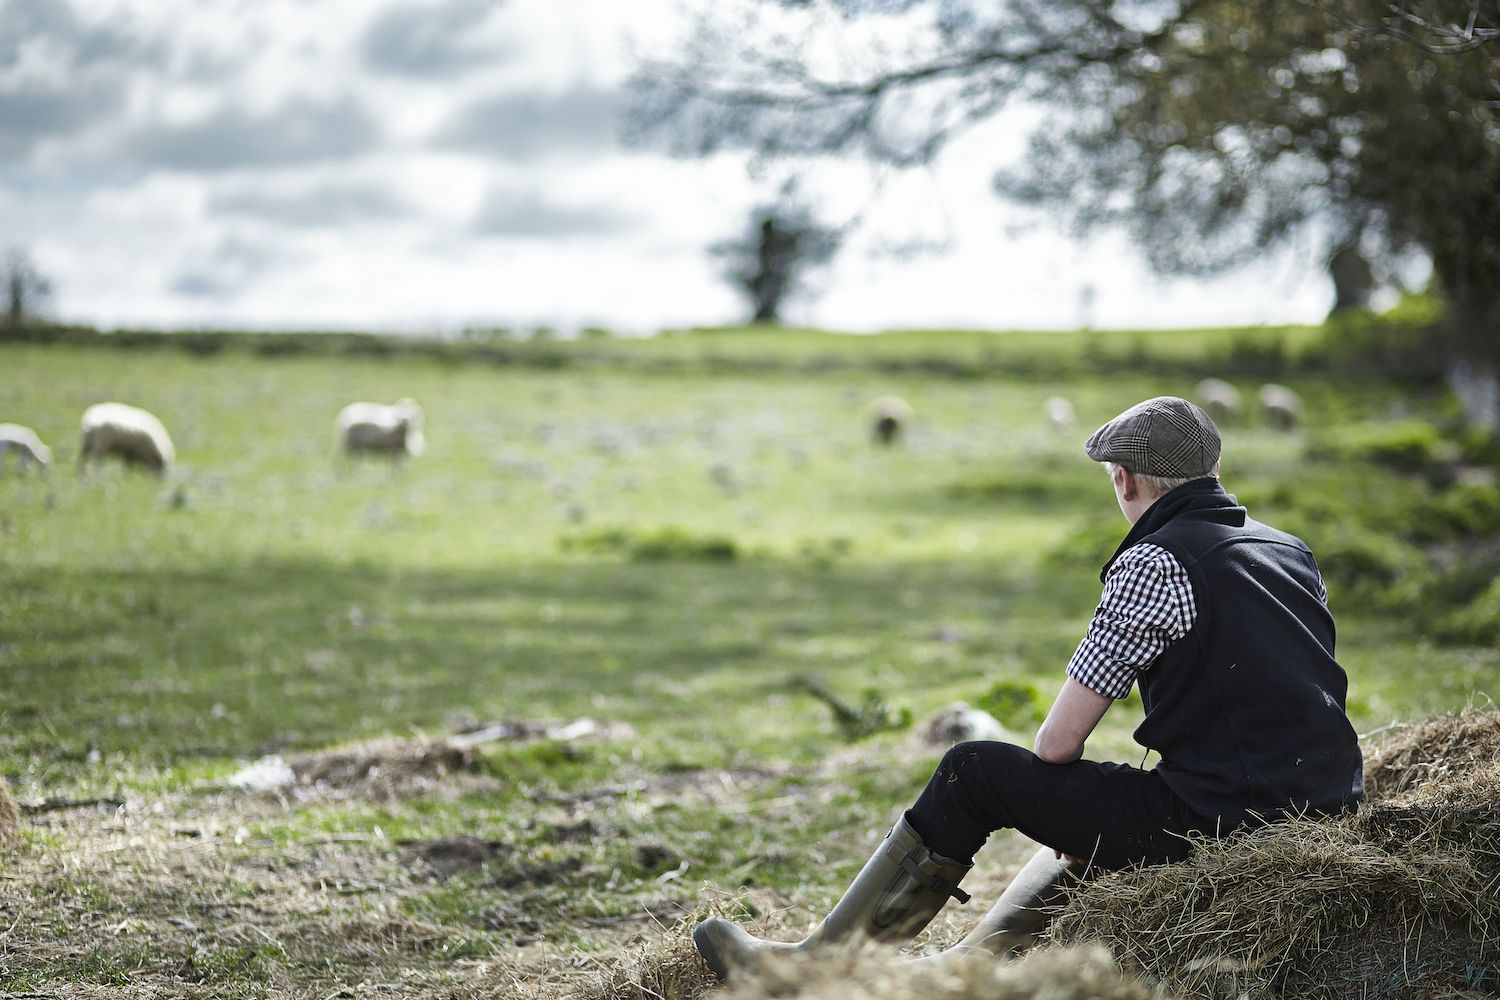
[906,740,1216,871]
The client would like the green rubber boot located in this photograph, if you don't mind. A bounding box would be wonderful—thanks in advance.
[693,815,972,981]
[909,846,1083,967]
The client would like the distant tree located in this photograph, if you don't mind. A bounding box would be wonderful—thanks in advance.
[630,1,1500,419]
[2,247,52,323]
[711,189,843,324]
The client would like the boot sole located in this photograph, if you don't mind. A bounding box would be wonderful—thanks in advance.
[692,922,730,981]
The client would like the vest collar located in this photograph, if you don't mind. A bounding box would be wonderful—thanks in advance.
[1100,478,1244,582]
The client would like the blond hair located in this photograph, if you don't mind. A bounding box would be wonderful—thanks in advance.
[1104,461,1218,499]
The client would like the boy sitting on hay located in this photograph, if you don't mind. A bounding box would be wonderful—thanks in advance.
[695,395,1364,978]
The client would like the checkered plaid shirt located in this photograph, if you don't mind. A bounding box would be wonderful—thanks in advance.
[1066,543,1330,700]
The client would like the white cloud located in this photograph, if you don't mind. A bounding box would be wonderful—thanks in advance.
[209,178,416,228]
[117,96,383,172]
[471,184,635,237]
[434,85,622,162]
[0,0,1336,332]
[360,0,509,79]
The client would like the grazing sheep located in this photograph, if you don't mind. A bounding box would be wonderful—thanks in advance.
[1259,383,1303,431]
[1043,395,1076,433]
[919,702,1009,747]
[1195,378,1243,423]
[0,423,52,472]
[869,395,912,447]
[336,399,424,459]
[78,403,175,475]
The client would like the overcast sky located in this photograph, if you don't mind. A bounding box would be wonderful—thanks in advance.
[2,0,1342,334]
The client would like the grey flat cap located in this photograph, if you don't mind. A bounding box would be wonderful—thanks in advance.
[1085,396,1221,478]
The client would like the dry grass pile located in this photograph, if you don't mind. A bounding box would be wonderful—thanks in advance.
[1362,707,1500,800]
[571,935,1156,1000]
[1051,708,1500,999]
[568,929,721,1000]
[292,737,482,797]
[722,945,1159,1000]
[273,717,635,802]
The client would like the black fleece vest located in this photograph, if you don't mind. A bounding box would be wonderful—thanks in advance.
[1102,479,1364,830]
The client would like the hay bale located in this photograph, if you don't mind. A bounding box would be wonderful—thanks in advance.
[1050,708,1500,1000]
[1051,821,1497,998]
[1361,707,1500,800]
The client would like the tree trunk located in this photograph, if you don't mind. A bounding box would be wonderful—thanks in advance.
[1433,245,1500,431]
[1447,361,1500,432]
[1327,246,1373,314]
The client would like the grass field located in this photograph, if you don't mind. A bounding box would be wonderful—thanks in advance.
[1,328,1496,997]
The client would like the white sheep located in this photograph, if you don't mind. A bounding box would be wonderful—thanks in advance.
[1258,383,1303,431]
[78,403,176,476]
[919,702,1009,747]
[1195,378,1243,424]
[869,395,912,447]
[336,399,425,459]
[0,423,52,472]
[1043,395,1076,433]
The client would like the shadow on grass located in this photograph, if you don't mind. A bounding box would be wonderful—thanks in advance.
[2,556,1075,774]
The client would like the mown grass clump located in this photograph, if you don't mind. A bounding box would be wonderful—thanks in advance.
[1307,419,1461,481]
[793,677,913,740]
[1309,524,1428,599]
[562,525,740,561]
[1435,576,1500,647]
[1411,481,1500,544]
[975,680,1047,730]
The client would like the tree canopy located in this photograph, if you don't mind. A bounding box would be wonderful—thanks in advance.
[630,1,1500,370]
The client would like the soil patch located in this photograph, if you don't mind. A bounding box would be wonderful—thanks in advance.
[401,835,514,878]
[494,857,583,890]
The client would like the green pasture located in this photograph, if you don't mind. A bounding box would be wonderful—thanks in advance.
[0,330,1497,994]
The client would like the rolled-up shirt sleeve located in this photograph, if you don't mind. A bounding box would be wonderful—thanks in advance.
[1065,543,1196,700]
